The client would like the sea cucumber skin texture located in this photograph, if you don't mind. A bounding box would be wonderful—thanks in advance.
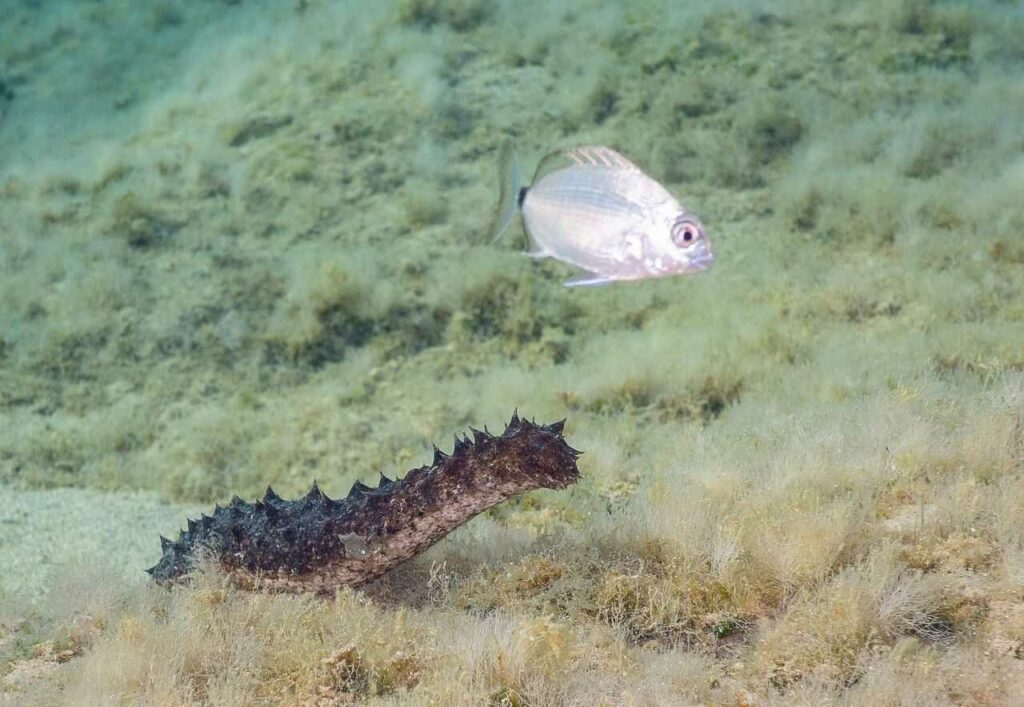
[147,413,580,594]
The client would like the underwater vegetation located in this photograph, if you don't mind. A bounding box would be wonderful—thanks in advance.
[1,0,1024,703]
[0,76,13,127]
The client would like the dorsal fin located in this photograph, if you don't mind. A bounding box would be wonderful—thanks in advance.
[563,145,639,170]
[530,145,639,185]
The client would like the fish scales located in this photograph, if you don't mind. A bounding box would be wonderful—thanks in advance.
[491,144,713,286]
[526,166,661,262]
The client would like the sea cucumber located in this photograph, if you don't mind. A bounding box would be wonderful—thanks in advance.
[147,413,580,594]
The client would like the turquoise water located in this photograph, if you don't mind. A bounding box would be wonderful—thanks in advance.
[2,1,1024,703]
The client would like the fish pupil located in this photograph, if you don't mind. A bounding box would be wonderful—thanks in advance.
[671,219,700,248]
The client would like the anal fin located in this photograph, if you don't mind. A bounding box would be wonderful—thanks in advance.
[564,272,614,287]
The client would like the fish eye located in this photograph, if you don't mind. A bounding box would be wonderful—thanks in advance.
[671,219,702,248]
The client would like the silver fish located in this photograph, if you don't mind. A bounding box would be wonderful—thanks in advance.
[490,144,713,287]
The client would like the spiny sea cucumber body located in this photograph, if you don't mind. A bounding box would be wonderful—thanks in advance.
[148,413,580,594]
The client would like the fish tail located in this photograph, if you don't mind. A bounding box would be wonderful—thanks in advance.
[487,139,522,243]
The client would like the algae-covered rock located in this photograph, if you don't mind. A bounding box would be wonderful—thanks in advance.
[0,74,13,125]
[109,192,181,248]
[397,0,495,32]
[403,190,449,229]
[742,106,804,165]
[264,262,374,367]
[221,114,294,147]
[587,83,620,125]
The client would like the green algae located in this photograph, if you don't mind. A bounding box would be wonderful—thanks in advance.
[1,0,1023,703]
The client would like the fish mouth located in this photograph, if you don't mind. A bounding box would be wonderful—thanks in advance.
[689,251,715,271]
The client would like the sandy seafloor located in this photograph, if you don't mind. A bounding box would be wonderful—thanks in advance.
[2,0,1024,704]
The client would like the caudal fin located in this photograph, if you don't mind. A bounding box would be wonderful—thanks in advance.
[486,140,522,243]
